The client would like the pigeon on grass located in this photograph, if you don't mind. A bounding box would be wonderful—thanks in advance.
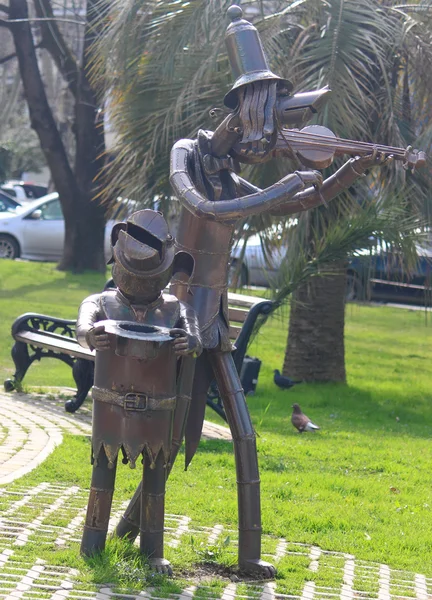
[273,369,301,390]
[291,403,320,433]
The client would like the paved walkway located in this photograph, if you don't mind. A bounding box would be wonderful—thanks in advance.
[0,391,431,600]
[0,391,231,485]
[0,481,431,600]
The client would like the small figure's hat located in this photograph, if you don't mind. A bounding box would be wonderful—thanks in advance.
[108,209,193,284]
[224,4,293,109]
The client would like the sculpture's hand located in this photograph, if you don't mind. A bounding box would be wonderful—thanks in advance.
[353,148,393,174]
[85,325,110,352]
[169,328,202,357]
[293,170,323,188]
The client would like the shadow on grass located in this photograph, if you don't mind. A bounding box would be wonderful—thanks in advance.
[249,382,432,439]
[0,271,107,300]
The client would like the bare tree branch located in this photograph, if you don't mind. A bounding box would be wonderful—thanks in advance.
[0,43,42,65]
[7,16,85,24]
[34,0,81,99]
[0,51,17,64]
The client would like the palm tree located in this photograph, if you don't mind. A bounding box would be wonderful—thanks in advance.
[270,0,432,381]
[93,0,431,380]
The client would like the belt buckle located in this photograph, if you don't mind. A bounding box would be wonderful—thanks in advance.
[124,393,148,411]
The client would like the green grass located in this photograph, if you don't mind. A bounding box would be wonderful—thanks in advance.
[1,260,432,593]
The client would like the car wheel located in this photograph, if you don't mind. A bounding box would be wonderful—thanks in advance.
[228,261,248,288]
[346,272,363,302]
[0,235,19,259]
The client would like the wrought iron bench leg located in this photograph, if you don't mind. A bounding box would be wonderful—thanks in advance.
[4,341,34,392]
[65,359,94,413]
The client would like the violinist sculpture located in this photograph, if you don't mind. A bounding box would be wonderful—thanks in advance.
[76,210,201,575]
[114,5,425,578]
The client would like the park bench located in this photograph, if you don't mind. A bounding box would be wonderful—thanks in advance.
[4,289,273,421]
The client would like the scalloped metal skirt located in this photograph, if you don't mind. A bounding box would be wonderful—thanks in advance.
[90,396,175,471]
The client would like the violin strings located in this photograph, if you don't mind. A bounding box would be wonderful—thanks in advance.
[279,128,404,152]
[278,135,406,158]
[278,129,407,156]
[281,132,405,154]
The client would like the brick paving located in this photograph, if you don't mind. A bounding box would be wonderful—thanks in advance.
[0,482,431,600]
[0,392,431,600]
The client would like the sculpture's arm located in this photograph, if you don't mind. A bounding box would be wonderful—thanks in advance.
[170,302,203,357]
[170,140,321,221]
[269,157,369,217]
[76,294,104,349]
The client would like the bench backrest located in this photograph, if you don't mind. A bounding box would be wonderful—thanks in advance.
[12,291,270,360]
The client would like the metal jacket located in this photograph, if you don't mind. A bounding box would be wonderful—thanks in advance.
[76,290,201,469]
[170,130,306,350]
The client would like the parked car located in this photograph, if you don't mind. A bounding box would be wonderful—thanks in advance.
[230,236,432,305]
[347,245,432,304]
[0,193,115,261]
[230,236,282,287]
[0,180,48,203]
[0,191,22,213]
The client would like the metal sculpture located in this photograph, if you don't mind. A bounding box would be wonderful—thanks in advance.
[114,5,425,578]
[76,210,201,575]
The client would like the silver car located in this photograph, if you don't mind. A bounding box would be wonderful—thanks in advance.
[230,236,286,287]
[0,193,115,261]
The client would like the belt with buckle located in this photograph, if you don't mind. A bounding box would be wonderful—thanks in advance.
[92,386,176,411]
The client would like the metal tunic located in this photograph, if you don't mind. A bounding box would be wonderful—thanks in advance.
[76,289,200,469]
[92,337,177,470]
[171,209,234,351]
[169,130,307,351]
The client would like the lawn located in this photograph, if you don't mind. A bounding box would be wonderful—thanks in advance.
[0,260,432,591]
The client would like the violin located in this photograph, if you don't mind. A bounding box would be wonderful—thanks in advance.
[272,125,427,171]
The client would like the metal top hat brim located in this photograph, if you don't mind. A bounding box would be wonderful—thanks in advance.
[95,320,173,342]
[224,71,293,109]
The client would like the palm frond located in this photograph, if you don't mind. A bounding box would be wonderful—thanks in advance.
[268,188,426,313]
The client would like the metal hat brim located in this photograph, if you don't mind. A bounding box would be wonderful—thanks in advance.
[95,319,173,342]
[224,72,293,109]
[107,222,127,265]
[114,243,175,279]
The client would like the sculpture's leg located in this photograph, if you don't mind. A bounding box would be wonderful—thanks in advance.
[115,353,208,542]
[140,452,172,575]
[81,447,117,556]
[209,351,275,578]
[115,483,141,541]
[65,359,94,413]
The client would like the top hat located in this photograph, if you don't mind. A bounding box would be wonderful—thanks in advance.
[224,5,293,109]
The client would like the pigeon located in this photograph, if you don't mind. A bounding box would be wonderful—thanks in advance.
[291,403,320,433]
[273,369,301,390]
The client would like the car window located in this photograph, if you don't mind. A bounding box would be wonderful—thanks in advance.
[1,187,16,198]
[0,199,14,213]
[37,199,64,220]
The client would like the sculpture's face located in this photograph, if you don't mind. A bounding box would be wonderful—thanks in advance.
[112,262,171,303]
[234,80,279,163]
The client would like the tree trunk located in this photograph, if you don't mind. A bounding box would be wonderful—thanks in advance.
[283,261,347,382]
[8,0,80,220]
[9,0,107,272]
[58,0,107,272]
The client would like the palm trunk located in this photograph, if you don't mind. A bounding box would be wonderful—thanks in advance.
[283,261,347,382]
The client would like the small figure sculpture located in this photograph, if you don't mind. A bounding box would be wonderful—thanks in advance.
[114,6,405,578]
[76,210,201,574]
